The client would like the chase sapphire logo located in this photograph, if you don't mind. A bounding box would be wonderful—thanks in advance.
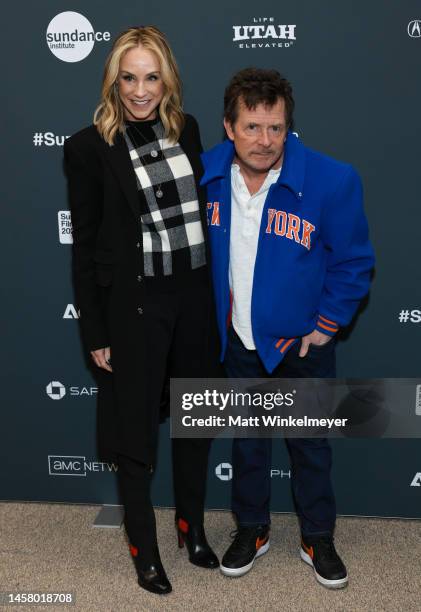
[46,381,66,400]
[215,462,233,481]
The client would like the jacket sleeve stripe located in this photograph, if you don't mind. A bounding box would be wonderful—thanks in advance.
[318,314,339,328]
[317,321,338,333]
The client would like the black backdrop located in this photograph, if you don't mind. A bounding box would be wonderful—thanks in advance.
[1,0,420,518]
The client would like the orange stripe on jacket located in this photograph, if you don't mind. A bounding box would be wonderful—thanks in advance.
[319,315,338,328]
[318,321,337,333]
[280,338,295,353]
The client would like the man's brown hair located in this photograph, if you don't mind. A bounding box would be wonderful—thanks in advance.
[224,67,295,130]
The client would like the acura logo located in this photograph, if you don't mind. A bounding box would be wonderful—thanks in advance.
[410,472,421,487]
[408,20,421,38]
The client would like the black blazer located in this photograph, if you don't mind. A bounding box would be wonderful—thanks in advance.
[64,114,218,463]
[64,114,210,351]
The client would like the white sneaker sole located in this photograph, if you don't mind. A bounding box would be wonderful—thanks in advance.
[220,540,270,577]
[300,548,348,589]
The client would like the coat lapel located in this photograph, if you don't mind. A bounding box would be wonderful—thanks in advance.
[102,132,140,220]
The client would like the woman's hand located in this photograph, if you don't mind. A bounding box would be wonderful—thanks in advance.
[90,346,112,372]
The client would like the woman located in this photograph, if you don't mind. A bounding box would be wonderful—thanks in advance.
[64,26,219,595]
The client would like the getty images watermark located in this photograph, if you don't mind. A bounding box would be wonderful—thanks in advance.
[180,388,347,431]
[170,378,421,439]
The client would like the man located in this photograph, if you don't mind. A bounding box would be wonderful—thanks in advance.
[201,68,375,588]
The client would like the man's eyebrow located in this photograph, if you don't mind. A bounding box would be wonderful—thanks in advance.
[244,121,285,126]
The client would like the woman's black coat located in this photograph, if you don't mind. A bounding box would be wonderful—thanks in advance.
[63,115,219,465]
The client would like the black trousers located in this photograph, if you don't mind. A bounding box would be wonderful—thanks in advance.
[116,279,214,552]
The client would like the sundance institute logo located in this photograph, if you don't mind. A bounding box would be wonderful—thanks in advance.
[46,11,111,62]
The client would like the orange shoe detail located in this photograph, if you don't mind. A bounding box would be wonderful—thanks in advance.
[129,544,138,557]
[178,518,189,534]
[302,541,314,559]
[256,535,269,550]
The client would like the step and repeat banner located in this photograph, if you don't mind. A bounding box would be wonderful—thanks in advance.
[1,0,420,518]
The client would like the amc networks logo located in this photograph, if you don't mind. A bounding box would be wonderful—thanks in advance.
[48,455,118,476]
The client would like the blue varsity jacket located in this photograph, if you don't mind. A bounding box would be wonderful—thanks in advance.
[200,133,375,373]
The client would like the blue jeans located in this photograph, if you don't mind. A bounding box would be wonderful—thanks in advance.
[224,326,336,537]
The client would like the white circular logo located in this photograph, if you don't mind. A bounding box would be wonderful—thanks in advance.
[408,20,421,38]
[46,12,95,62]
[46,381,66,400]
[215,462,233,481]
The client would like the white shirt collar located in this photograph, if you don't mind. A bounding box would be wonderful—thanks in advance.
[231,162,282,176]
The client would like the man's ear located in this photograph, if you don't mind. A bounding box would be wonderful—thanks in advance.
[224,118,235,142]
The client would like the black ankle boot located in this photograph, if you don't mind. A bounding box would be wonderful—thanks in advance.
[129,543,172,595]
[176,518,219,569]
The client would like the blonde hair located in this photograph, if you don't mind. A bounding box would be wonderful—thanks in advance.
[94,26,184,145]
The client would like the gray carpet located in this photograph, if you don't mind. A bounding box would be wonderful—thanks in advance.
[0,503,420,611]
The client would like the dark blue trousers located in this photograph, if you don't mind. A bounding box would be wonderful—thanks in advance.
[224,326,336,537]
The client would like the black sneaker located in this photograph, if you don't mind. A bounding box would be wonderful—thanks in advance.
[300,535,348,589]
[220,525,270,577]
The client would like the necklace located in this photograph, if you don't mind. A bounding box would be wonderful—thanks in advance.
[126,121,164,198]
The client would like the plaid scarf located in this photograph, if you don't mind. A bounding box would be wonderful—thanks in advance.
[124,121,206,277]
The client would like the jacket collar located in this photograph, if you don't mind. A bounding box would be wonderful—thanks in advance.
[201,132,306,200]
[200,139,235,185]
